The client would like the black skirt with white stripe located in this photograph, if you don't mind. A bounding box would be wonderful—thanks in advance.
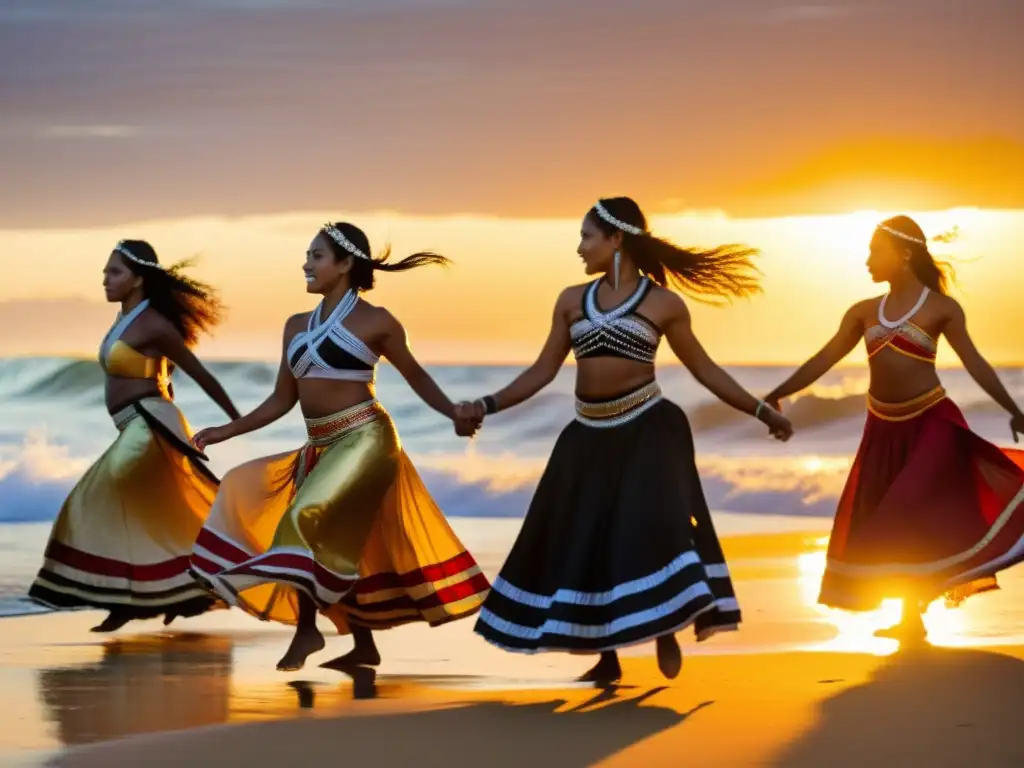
[474,398,740,653]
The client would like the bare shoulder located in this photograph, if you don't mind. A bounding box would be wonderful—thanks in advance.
[283,312,309,334]
[558,283,590,306]
[140,307,180,339]
[847,297,881,322]
[360,302,404,335]
[930,292,964,322]
[644,284,689,319]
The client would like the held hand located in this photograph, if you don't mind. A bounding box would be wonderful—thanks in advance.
[453,401,484,438]
[759,407,793,442]
[1011,412,1024,444]
[192,425,232,452]
[764,396,783,413]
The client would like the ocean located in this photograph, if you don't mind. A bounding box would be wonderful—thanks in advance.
[1,356,1021,617]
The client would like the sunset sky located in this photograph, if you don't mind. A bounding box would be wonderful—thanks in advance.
[1,0,1021,364]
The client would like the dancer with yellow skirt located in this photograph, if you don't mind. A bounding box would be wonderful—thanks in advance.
[765,216,1024,642]
[190,222,489,671]
[28,240,240,632]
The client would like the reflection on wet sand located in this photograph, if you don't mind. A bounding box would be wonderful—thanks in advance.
[37,633,234,746]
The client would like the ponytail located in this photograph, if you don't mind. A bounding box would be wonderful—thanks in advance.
[589,197,761,304]
[321,222,450,292]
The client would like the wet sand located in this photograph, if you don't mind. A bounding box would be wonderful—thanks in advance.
[2,526,1023,766]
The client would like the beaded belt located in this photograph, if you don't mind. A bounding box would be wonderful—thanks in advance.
[575,381,663,428]
[867,386,946,422]
[305,399,381,446]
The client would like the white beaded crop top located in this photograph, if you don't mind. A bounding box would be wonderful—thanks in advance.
[570,277,660,364]
[287,290,379,381]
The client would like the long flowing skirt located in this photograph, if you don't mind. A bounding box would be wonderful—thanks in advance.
[820,387,1024,611]
[28,397,221,620]
[474,384,741,654]
[190,400,489,633]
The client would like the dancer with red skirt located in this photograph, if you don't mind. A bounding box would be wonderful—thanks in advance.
[765,215,1024,640]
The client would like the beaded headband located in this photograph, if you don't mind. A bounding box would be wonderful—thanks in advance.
[114,240,166,270]
[877,223,926,245]
[593,201,646,236]
[322,224,370,261]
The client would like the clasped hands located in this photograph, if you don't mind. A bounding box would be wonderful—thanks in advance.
[453,399,486,437]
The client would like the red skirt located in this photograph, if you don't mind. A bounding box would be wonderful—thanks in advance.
[820,387,1024,612]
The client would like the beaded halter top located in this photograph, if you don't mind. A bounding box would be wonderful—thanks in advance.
[287,290,379,381]
[570,277,660,364]
[864,287,938,363]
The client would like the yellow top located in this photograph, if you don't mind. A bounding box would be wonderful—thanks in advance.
[103,340,168,381]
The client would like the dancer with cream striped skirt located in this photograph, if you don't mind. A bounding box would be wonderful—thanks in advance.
[461,197,792,684]
[28,240,239,632]
[190,222,488,672]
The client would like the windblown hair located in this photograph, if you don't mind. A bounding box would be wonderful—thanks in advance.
[117,240,224,347]
[588,197,761,304]
[321,222,450,292]
[876,215,956,295]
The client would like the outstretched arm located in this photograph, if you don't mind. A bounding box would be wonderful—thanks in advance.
[154,327,241,420]
[378,311,458,420]
[475,290,573,414]
[191,321,300,449]
[943,300,1024,439]
[664,295,773,421]
[764,304,864,406]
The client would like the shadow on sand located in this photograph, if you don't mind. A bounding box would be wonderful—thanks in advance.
[51,685,711,767]
[773,645,1024,766]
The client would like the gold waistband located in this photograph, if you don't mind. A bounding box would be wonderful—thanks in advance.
[304,400,381,446]
[867,386,946,422]
[575,381,663,421]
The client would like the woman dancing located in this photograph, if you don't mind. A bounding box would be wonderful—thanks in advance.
[764,215,1024,641]
[190,222,489,671]
[463,197,792,684]
[28,240,240,632]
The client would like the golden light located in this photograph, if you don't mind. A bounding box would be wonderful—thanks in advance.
[796,540,976,654]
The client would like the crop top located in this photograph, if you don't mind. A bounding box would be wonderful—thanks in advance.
[98,299,170,385]
[864,287,937,363]
[287,290,379,381]
[570,277,660,364]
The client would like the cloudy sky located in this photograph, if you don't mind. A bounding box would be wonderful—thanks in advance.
[1,0,1021,227]
[0,0,1021,363]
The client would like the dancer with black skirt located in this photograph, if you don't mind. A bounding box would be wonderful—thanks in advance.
[462,197,793,683]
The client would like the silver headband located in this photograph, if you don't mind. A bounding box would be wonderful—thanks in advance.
[114,240,166,270]
[593,201,646,236]
[877,223,926,245]
[322,224,370,261]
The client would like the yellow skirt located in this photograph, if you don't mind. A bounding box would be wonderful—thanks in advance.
[28,397,220,620]
[191,399,489,633]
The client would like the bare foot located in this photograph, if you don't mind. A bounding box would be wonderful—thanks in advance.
[320,643,382,669]
[874,612,927,642]
[276,628,326,671]
[577,652,621,685]
[91,612,132,633]
[656,634,683,679]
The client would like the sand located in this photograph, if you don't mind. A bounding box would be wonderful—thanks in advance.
[2,527,1023,767]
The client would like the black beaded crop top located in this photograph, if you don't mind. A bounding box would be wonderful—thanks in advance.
[570,277,660,364]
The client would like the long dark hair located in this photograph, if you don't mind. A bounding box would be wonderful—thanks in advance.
[117,240,224,347]
[588,197,761,304]
[321,222,449,291]
[876,215,956,295]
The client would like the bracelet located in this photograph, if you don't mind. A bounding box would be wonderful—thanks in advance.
[479,395,499,415]
[754,399,766,419]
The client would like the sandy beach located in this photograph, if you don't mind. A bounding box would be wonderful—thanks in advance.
[3,521,1023,767]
